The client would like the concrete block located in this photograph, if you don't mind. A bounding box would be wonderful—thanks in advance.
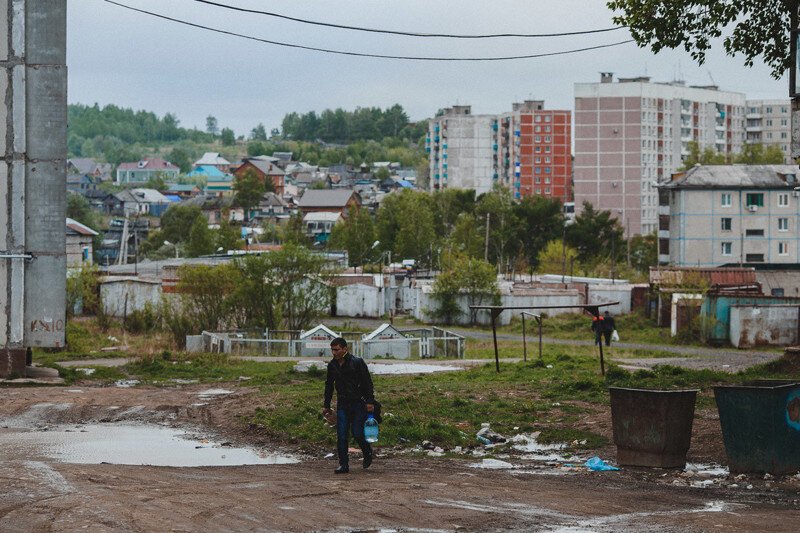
[10,0,24,59]
[24,253,65,348]
[0,0,8,60]
[12,64,25,153]
[0,162,8,247]
[25,159,64,251]
[0,68,6,153]
[25,65,66,160]
[185,335,205,353]
[25,0,65,64]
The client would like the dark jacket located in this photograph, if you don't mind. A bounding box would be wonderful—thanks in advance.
[324,352,374,409]
[602,315,616,333]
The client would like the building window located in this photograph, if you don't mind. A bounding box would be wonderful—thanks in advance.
[721,242,732,256]
[535,147,541,153]
[745,229,764,237]
[544,116,551,122]
[778,193,789,207]
[782,132,788,139]
[772,288,785,296]
[545,126,551,133]
[545,146,551,153]
[745,253,765,262]
[779,217,789,231]
[545,187,551,194]
[535,177,541,184]
[534,136,541,142]
[721,193,731,207]
[544,136,551,142]
[534,157,541,163]
[544,167,551,174]
[544,178,550,184]
[535,116,541,123]
[721,218,732,231]
[745,193,764,207]
[535,167,541,174]
[779,242,789,255]
[535,126,541,133]
[545,156,551,163]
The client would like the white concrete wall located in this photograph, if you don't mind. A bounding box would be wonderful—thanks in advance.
[101,281,161,318]
[730,305,800,348]
[414,288,584,326]
[336,284,385,318]
[587,284,631,314]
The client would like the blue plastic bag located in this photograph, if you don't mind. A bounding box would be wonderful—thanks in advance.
[584,456,620,471]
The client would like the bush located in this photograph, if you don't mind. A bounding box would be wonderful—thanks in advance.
[124,302,161,334]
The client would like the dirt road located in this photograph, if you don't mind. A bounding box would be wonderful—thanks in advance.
[2,384,799,532]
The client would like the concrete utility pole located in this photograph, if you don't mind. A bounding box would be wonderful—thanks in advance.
[792,2,800,166]
[1,1,67,377]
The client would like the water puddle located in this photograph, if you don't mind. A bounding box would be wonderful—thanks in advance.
[197,388,234,399]
[294,361,463,375]
[0,424,299,467]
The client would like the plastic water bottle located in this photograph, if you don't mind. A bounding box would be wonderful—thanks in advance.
[364,413,379,443]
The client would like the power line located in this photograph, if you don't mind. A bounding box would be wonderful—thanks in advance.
[192,0,627,39]
[103,0,635,62]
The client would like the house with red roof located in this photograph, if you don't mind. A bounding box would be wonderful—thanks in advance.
[234,157,286,196]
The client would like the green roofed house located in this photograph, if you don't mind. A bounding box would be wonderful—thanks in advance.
[189,165,234,197]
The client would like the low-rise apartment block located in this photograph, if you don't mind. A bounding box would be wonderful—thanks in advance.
[657,164,800,267]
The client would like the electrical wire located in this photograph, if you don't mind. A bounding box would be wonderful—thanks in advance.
[103,0,635,62]
[191,0,628,39]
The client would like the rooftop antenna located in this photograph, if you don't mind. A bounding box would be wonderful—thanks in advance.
[706,69,717,87]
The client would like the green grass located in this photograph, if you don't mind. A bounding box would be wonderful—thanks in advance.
[52,347,797,452]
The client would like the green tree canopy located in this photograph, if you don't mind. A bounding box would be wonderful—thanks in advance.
[161,205,205,244]
[220,128,236,146]
[329,205,376,267]
[608,0,791,79]
[185,216,215,257]
[565,202,624,265]
[233,169,266,222]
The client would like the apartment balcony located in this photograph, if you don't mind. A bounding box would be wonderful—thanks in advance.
[658,229,670,239]
[746,126,762,133]
[746,113,762,119]
[658,205,670,216]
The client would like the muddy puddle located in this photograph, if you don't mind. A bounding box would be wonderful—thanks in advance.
[0,423,300,467]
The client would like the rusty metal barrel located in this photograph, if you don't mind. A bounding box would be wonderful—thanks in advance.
[609,387,698,468]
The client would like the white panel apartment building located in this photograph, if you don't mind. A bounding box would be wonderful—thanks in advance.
[745,100,792,164]
[574,74,746,236]
[427,106,496,195]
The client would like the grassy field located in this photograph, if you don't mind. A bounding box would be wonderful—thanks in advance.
[38,325,800,453]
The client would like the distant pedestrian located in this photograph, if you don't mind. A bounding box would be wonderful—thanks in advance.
[591,314,605,346]
[322,337,375,474]
[601,311,616,347]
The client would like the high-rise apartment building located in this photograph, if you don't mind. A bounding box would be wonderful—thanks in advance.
[745,100,792,163]
[574,73,746,236]
[427,106,495,195]
[427,102,572,200]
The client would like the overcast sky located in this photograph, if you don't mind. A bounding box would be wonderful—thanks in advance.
[68,0,788,136]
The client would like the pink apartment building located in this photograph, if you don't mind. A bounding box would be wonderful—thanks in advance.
[574,73,746,236]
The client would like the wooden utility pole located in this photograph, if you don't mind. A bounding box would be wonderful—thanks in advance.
[484,212,491,261]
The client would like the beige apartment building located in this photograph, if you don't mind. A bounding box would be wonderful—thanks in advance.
[574,73,747,236]
[745,99,792,163]
[657,165,800,267]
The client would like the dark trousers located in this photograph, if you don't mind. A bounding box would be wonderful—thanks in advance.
[336,400,371,467]
[602,331,612,346]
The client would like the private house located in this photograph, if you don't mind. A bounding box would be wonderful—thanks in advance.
[303,211,342,244]
[66,217,99,267]
[163,183,201,199]
[297,189,361,217]
[658,164,800,267]
[116,158,180,185]
[111,188,172,217]
[194,152,231,173]
[234,158,286,196]
[67,158,112,193]
[189,165,234,197]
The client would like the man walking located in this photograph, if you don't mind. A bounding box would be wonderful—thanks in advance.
[322,337,374,474]
[601,311,616,347]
